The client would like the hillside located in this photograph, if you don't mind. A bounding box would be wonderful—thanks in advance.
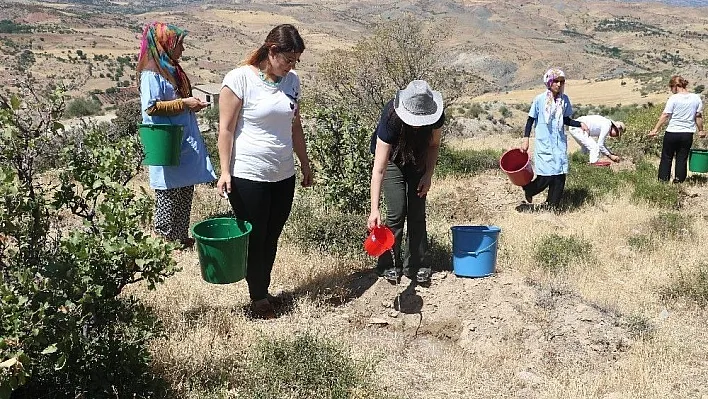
[0,0,706,104]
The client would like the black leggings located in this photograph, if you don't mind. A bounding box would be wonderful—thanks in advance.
[523,174,566,207]
[658,132,693,183]
[227,175,295,301]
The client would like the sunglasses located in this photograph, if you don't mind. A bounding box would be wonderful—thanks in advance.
[278,53,300,66]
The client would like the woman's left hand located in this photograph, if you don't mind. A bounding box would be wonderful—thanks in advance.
[300,162,313,187]
[417,174,432,198]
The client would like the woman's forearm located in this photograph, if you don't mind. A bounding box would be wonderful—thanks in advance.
[292,116,309,166]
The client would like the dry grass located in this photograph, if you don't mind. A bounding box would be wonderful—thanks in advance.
[122,133,708,398]
[470,78,668,107]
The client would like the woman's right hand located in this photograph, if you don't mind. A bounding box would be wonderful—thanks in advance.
[520,137,530,153]
[183,97,209,112]
[367,210,381,231]
[648,129,658,138]
[217,172,232,198]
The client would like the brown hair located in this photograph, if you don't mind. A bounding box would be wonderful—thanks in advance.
[244,24,305,66]
[669,75,689,89]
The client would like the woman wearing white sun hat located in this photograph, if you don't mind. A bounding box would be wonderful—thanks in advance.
[368,80,445,283]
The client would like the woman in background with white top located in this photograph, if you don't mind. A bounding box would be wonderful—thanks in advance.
[568,114,624,165]
[649,75,705,183]
[217,24,312,319]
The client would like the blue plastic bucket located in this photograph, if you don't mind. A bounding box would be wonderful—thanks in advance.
[451,225,501,278]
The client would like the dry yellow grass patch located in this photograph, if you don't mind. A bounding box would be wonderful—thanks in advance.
[471,78,668,107]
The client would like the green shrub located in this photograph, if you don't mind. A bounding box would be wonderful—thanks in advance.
[533,234,593,273]
[436,144,500,177]
[464,102,485,119]
[64,96,102,118]
[619,161,681,208]
[565,152,622,204]
[240,332,384,399]
[0,83,175,397]
[285,195,366,259]
[660,264,708,307]
[305,105,373,214]
[612,103,664,160]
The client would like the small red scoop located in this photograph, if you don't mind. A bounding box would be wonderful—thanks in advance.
[363,225,394,257]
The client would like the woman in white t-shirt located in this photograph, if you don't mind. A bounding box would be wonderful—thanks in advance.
[649,75,705,183]
[217,24,312,319]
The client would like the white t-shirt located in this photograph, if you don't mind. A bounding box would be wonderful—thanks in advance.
[576,115,614,156]
[221,65,301,182]
[664,92,703,133]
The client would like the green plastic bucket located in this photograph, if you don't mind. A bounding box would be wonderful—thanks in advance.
[191,218,252,284]
[138,124,183,166]
[689,149,708,173]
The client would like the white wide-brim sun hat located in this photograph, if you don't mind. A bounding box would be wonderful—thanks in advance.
[393,80,444,127]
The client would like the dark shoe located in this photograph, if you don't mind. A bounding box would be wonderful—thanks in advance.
[179,237,195,250]
[416,268,432,283]
[382,268,401,282]
[251,299,276,320]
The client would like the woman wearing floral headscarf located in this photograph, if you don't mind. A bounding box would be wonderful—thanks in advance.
[520,68,588,208]
[137,22,216,248]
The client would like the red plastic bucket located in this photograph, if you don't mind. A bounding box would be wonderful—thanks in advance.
[363,225,394,257]
[500,149,534,186]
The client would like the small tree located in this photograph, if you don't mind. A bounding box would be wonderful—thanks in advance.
[306,16,483,212]
[312,16,484,125]
[305,105,373,214]
[0,78,176,398]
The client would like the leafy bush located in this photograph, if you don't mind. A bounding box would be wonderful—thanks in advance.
[618,161,681,208]
[285,196,366,259]
[312,16,484,127]
[612,103,664,160]
[533,234,593,273]
[660,263,708,308]
[436,144,500,177]
[0,82,176,398]
[565,152,622,206]
[240,332,383,399]
[64,96,102,118]
[305,105,373,214]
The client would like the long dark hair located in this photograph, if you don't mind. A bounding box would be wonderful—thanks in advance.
[387,106,432,170]
[244,24,305,66]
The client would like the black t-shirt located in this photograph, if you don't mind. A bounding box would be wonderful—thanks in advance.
[370,99,445,168]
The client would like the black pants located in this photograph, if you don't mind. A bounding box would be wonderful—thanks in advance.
[227,176,295,301]
[523,174,566,207]
[377,162,428,274]
[658,132,693,183]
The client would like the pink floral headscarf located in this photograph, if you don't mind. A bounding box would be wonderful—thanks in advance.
[542,67,565,125]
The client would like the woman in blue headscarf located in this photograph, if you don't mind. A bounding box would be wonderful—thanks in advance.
[520,67,588,209]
